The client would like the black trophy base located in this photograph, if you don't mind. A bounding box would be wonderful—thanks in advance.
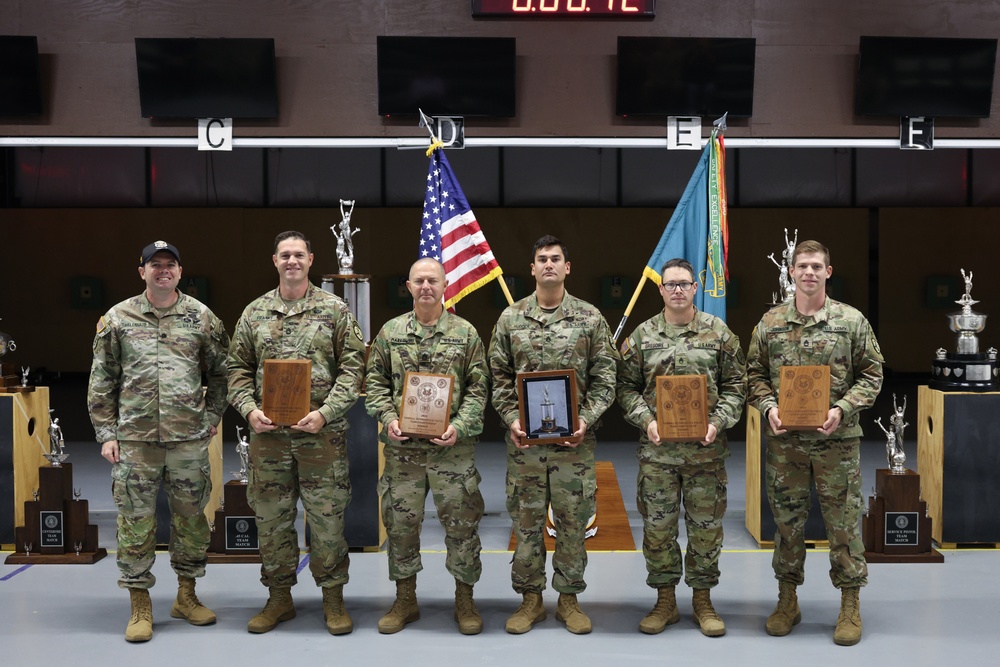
[207,480,262,563]
[862,469,944,564]
[930,353,998,392]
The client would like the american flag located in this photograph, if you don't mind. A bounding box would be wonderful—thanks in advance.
[421,148,503,309]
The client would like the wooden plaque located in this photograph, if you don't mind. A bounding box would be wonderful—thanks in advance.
[778,365,831,430]
[517,369,580,446]
[655,374,710,442]
[398,371,454,439]
[261,359,312,426]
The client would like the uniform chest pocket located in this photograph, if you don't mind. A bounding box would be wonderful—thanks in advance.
[800,332,844,364]
[121,327,159,356]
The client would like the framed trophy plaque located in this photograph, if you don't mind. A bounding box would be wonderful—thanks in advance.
[778,365,831,429]
[261,359,312,426]
[517,369,580,446]
[655,374,709,442]
[398,371,454,439]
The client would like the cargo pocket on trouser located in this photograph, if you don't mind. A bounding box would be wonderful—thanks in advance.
[505,470,519,520]
[463,469,485,523]
[195,459,212,512]
[377,475,394,533]
[636,469,650,518]
[582,470,598,527]
[111,462,136,514]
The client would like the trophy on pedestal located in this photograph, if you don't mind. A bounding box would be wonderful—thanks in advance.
[767,228,798,306]
[4,407,108,564]
[322,198,372,344]
[208,425,260,562]
[931,269,998,391]
[862,395,943,563]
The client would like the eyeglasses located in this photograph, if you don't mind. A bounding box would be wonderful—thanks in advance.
[663,282,694,292]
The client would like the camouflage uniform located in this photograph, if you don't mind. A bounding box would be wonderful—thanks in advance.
[617,309,746,590]
[747,298,884,589]
[488,292,618,594]
[365,310,488,585]
[227,284,365,590]
[88,291,229,590]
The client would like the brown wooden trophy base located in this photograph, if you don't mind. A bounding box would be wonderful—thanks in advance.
[208,480,261,563]
[862,468,943,563]
[4,463,108,565]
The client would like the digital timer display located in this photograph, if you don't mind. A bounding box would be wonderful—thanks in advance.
[472,0,656,18]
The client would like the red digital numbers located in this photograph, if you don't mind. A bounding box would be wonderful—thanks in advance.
[474,1,655,16]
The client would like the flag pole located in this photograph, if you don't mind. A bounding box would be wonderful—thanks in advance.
[418,109,444,156]
[612,275,648,344]
[497,277,514,306]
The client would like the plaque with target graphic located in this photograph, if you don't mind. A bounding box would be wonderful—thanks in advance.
[399,371,454,439]
[777,365,831,430]
[655,374,709,442]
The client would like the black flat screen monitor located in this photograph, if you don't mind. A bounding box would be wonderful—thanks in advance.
[135,37,278,119]
[377,36,516,117]
[855,36,997,118]
[616,36,756,117]
[0,35,43,116]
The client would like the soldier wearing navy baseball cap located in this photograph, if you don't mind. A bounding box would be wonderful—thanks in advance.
[139,240,181,266]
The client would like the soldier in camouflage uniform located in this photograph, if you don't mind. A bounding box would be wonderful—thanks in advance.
[227,231,366,636]
[747,240,883,647]
[617,258,746,637]
[365,258,488,635]
[488,235,618,635]
[89,240,229,643]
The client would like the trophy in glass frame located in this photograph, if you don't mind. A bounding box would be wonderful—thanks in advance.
[517,369,580,446]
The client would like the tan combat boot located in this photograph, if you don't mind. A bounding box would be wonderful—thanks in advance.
[692,589,726,637]
[454,580,483,635]
[322,584,353,635]
[639,585,681,634]
[505,592,546,634]
[170,576,217,626]
[247,587,296,633]
[377,575,420,634]
[833,587,862,646]
[765,581,801,636]
[556,593,592,635]
[125,588,153,642]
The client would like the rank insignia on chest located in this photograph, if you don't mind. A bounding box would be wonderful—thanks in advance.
[802,339,812,349]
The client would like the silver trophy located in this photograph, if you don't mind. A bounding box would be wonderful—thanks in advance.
[233,425,250,484]
[767,228,798,304]
[331,199,360,274]
[44,409,68,467]
[931,268,997,390]
[20,366,29,387]
[876,393,909,474]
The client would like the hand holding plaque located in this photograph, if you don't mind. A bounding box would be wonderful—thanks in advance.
[398,371,454,439]
[261,359,312,426]
[655,374,710,442]
[777,365,831,430]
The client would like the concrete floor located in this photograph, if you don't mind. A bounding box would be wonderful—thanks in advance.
[3,437,997,666]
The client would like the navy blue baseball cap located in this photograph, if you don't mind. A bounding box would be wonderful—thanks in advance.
[139,240,181,266]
